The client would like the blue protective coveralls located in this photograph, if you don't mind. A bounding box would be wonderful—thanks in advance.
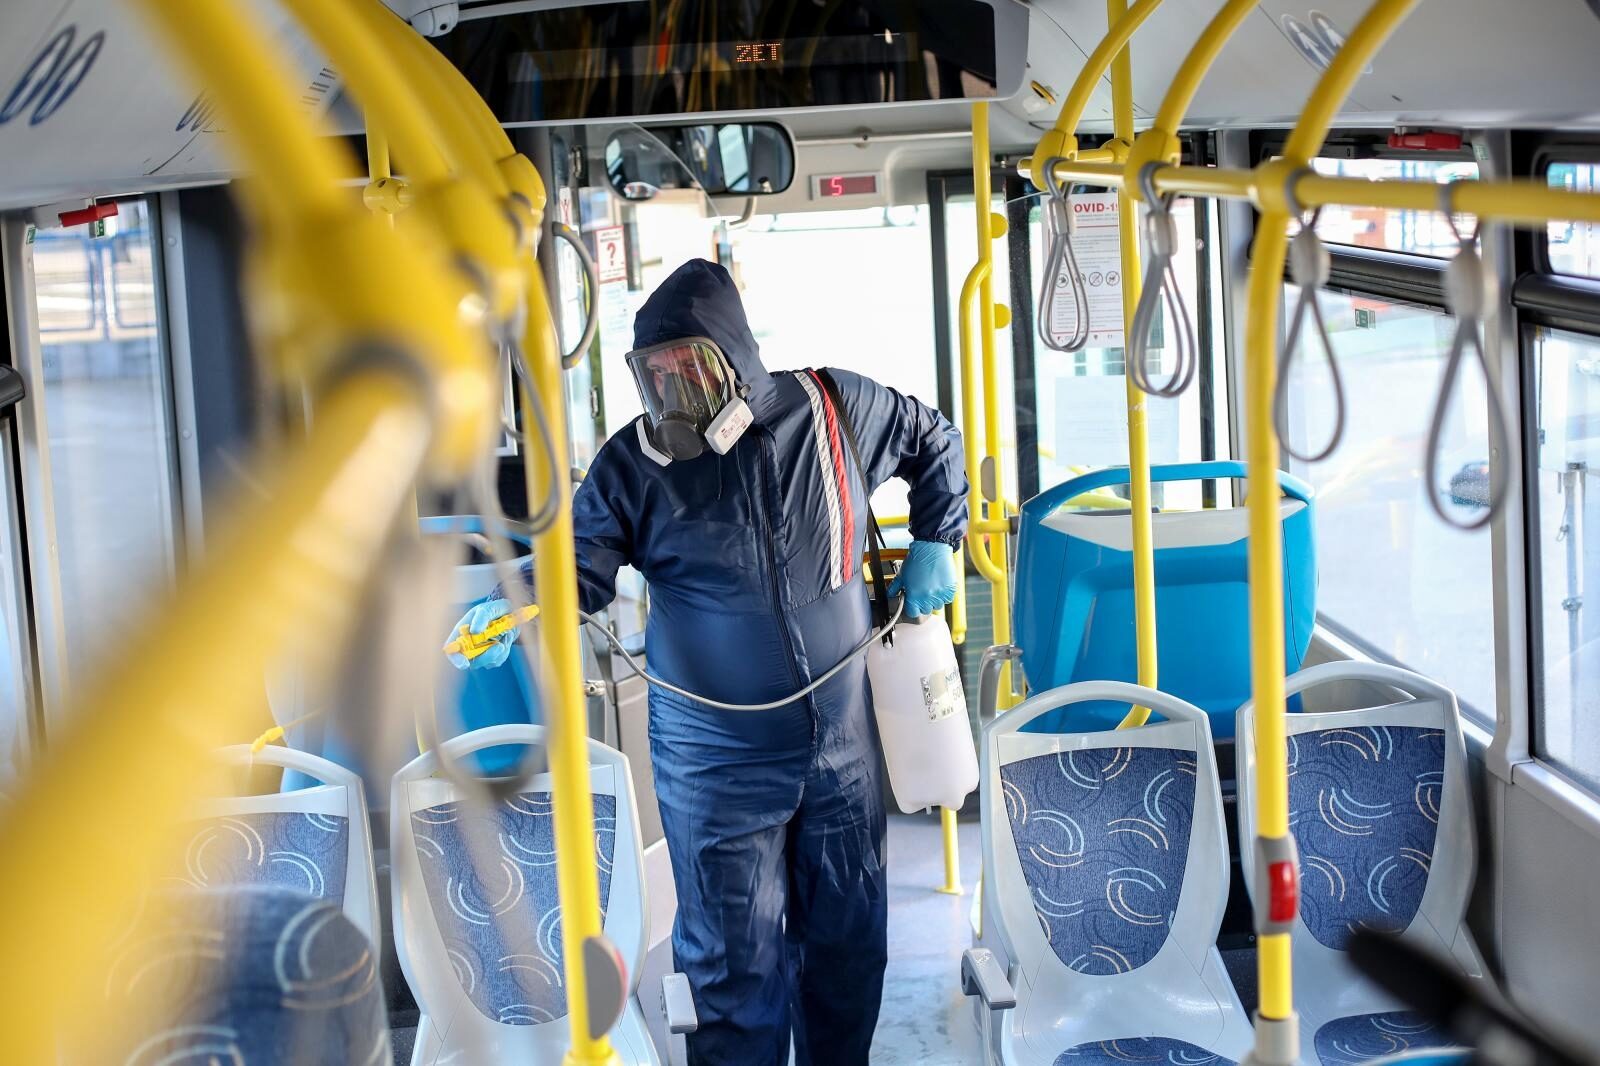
[504,260,967,1063]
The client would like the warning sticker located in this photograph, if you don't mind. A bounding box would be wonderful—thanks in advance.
[1048,191,1126,349]
[921,668,965,723]
[593,224,627,284]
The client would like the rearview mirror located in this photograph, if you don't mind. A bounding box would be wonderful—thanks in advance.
[604,123,795,200]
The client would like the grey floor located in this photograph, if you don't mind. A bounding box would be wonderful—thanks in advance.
[868,811,985,1065]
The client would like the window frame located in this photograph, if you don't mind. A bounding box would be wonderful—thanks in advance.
[1511,138,1600,792]
[2,197,185,735]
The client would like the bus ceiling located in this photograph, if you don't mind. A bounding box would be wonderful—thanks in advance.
[5,0,1600,212]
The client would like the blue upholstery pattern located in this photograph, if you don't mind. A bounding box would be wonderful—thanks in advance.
[179,812,349,902]
[1313,1011,1457,1066]
[1287,727,1444,950]
[1055,1036,1237,1066]
[412,791,617,1025]
[112,886,389,1065]
[1001,747,1197,974]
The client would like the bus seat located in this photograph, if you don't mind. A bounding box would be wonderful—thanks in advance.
[1014,462,1316,739]
[390,724,695,1065]
[175,745,381,947]
[110,886,390,1065]
[1236,661,1488,1066]
[965,681,1254,1066]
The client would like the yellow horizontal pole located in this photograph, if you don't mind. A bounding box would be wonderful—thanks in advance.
[0,374,431,1060]
[1024,157,1600,229]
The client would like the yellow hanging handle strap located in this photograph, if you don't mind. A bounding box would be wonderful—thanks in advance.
[442,603,542,660]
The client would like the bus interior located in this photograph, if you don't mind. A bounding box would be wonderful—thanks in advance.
[2,1,1600,1063]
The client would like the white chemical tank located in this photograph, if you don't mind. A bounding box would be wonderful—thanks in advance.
[866,612,979,814]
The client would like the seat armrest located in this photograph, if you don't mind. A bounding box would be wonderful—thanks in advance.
[961,947,1016,1010]
[661,972,698,1034]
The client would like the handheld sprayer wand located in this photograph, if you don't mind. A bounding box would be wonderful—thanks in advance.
[444,594,909,712]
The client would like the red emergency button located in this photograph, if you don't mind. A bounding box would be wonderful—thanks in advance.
[1267,859,1299,924]
[58,202,118,228]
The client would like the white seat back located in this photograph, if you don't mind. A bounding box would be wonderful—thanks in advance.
[981,681,1252,1064]
[1236,661,1486,1065]
[390,724,656,1064]
[181,745,379,947]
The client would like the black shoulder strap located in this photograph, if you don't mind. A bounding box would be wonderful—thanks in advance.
[814,369,893,632]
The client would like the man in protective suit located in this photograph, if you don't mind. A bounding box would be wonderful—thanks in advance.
[450,258,967,1064]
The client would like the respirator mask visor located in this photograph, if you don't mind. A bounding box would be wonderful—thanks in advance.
[626,337,751,461]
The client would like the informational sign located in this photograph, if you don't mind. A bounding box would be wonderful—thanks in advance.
[1048,191,1126,348]
[557,185,574,226]
[593,224,627,283]
[1055,373,1179,469]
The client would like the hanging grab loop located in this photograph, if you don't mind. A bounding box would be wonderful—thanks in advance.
[1036,157,1091,353]
[1272,169,1347,463]
[1426,186,1511,531]
[1127,163,1198,398]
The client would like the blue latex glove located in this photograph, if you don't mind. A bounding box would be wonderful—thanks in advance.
[888,540,958,619]
[445,597,516,671]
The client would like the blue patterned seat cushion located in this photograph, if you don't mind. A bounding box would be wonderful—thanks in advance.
[179,812,349,902]
[1288,726,1445,950]
[111,886,389,1065]
[412,791,617,1025]
[1314,1011,1458,1066]
[1054,1036,1236,1066]
[1001,746,1197,974]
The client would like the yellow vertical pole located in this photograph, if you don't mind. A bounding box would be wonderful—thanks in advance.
[1240,4,1419,1060]
[1108,0,1160,727]
[524,279,618,1064]
[971,103,1014,695]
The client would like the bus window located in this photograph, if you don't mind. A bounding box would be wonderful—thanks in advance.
[1024,195,1218,508]
[1532,325,1600,789]
[1279,286,1495,718]
[1299,157,1480,256]
[26,199,181,709]
[1547,162,1600,277]
[735,206,939,517]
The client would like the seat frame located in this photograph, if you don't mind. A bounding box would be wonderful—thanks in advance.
[974,680,1254,1066]
[391,723,670,1065]
[204,744,380,947]
[1235,661,1487,1066]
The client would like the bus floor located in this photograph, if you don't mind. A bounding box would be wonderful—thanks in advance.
[386,811,984,1064]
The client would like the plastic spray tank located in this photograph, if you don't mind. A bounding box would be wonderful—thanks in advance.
[866,604,979,814]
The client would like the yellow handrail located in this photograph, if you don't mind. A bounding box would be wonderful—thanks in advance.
[1126,0,1258,187]
[1020,158,1600,229]
[318,9,618,1061]
[1241,2,1422,1053]
[0,0,512,1055]
[522,263,622,1066]
[1104,0,1160,730]
[0,376,432,1061]
[1029,0,1168,180]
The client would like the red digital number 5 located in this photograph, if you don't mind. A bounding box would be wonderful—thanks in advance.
[828,176,844,196]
